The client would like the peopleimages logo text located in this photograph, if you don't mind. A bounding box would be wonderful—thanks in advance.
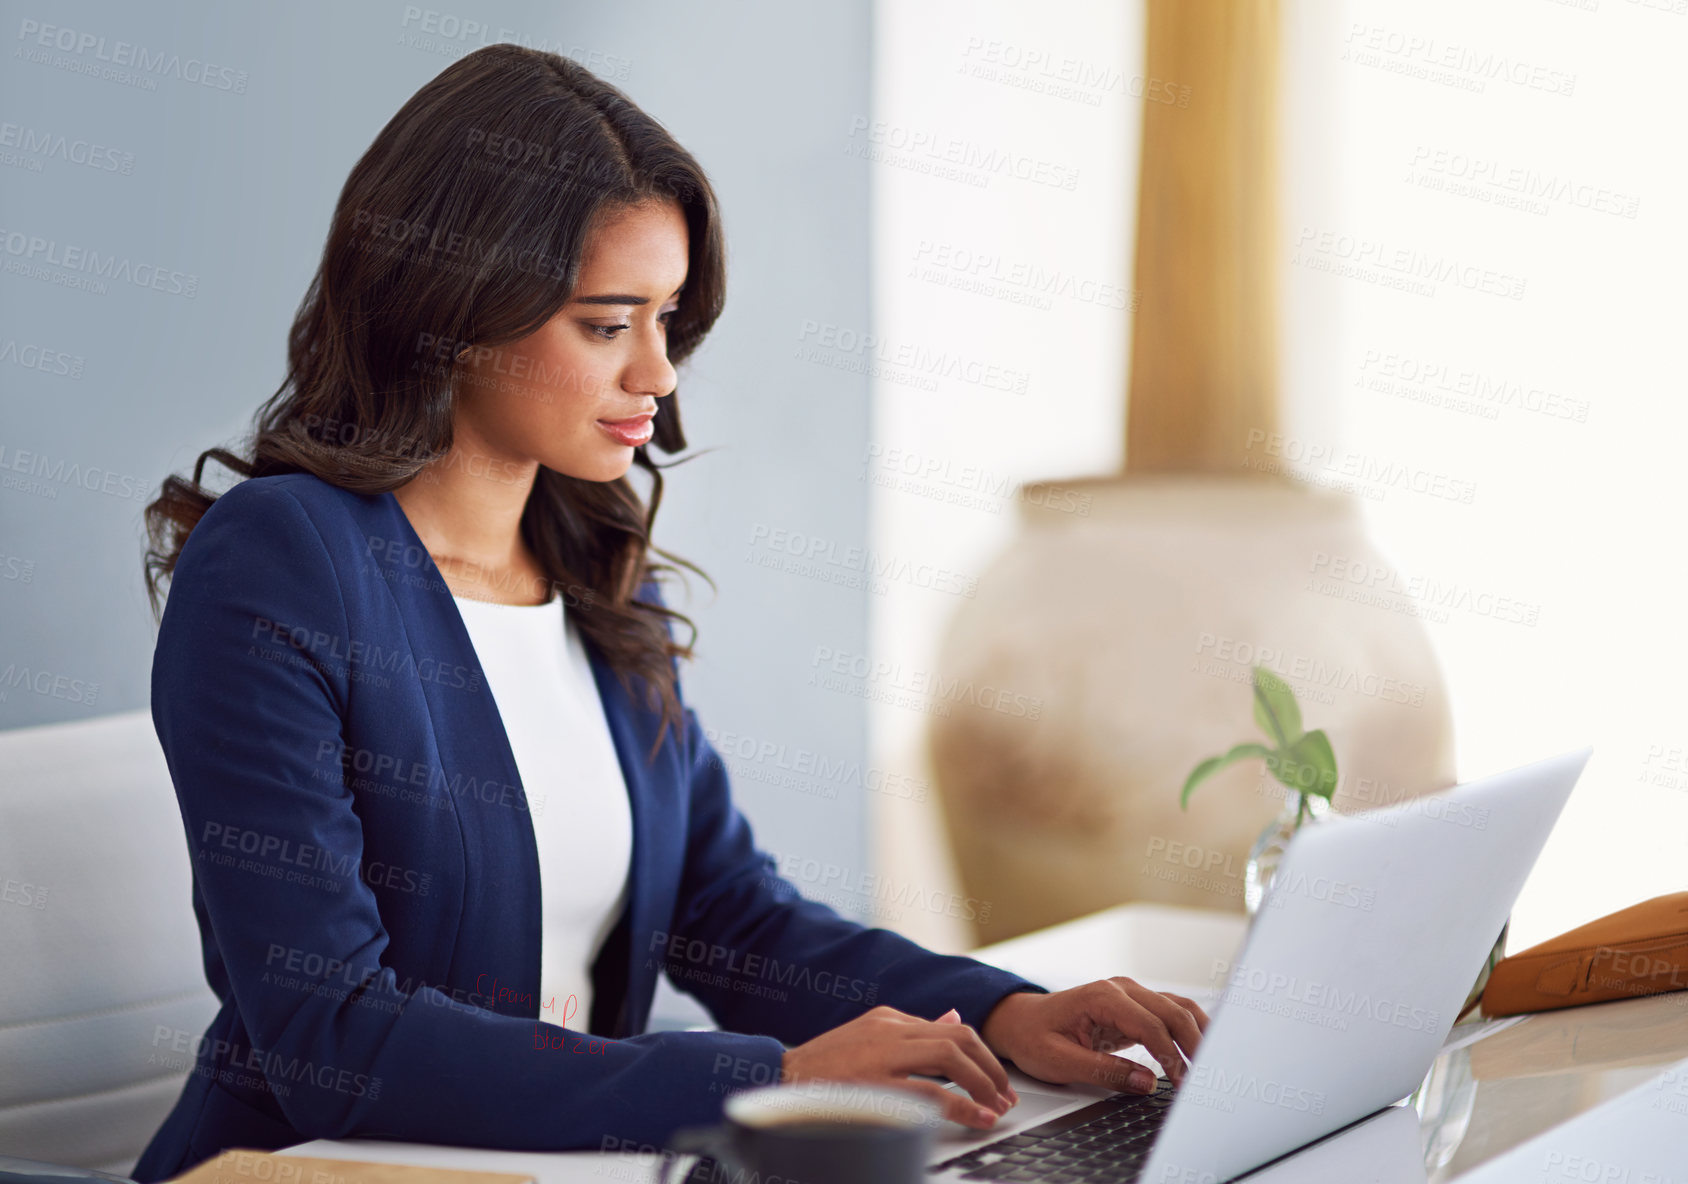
[150,1026,379,1098]
[648,931,877,1003]
[0,226,198,296]
[16,19,250,92]
[1218,961,1441,1033]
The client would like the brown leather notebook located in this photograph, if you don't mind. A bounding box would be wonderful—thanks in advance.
[164,1150,537,1184]
[1481,892,1688,1016]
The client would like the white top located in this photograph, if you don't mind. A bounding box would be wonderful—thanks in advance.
[451,593,633,1031]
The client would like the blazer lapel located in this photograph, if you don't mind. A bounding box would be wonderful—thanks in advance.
[364,489,680,1037]
[584,641,681,1036]
[367,491,543,1019]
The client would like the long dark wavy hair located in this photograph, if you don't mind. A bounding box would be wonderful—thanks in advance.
[142,43,724,746]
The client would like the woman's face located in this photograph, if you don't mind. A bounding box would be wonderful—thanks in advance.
[452,199,689,483]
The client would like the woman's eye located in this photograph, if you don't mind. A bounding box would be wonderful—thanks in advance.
[588,309,675,340]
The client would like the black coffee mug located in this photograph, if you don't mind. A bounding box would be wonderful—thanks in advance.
[658,1082,943,1184]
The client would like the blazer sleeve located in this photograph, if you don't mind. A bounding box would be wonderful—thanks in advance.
[647,582,1049,1045]
[152,481,787,1152]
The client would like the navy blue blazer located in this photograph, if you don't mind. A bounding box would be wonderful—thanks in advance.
[134,472,1045,1181]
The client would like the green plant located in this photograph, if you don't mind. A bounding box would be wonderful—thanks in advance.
[1181,666,1339,826]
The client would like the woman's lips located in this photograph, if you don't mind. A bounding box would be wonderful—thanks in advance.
[595,412,655,448]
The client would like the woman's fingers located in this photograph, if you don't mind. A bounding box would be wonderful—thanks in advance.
[1082,981,1184,1083]
[891,1013,1006,1101]
[1083,1050,1161,1094]
[1163,992,1211,1033]
[781,1004,1019,1125]
[900,1078,1000,1130]
[936,1020,1014,1100]
[949,978,1209,1098]
[873,1004,922,1023]
[1114,978,1205,1069]
[933,1010,1019,1105]
[1020,1030,1160,1095]
[901,1038,1010,1114]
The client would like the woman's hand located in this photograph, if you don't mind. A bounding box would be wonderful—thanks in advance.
[780,1005,1019,1130]
[980,980,1210,1094]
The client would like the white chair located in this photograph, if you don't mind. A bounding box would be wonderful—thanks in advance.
[0,711,219,1175]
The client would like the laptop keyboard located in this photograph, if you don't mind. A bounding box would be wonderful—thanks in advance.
[929,1077,1176,1181]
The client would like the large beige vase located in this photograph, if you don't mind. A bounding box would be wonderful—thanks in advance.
[928,473,1458,945]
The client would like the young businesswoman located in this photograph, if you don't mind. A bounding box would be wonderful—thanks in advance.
[134,44,1207,1180]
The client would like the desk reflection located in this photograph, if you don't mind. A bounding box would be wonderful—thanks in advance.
[1419,992,1688,1180]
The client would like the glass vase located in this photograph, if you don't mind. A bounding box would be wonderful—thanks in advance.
[1244,791,1331,914]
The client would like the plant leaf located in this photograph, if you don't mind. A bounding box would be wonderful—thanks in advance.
[1252,666,1304,747]
[1181,742,1274,809]
[1265,729,1339,800]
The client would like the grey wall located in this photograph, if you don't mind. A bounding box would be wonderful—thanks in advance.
[0,0,874,978]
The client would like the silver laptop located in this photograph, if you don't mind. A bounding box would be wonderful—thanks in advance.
[926,746,1592,1183]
